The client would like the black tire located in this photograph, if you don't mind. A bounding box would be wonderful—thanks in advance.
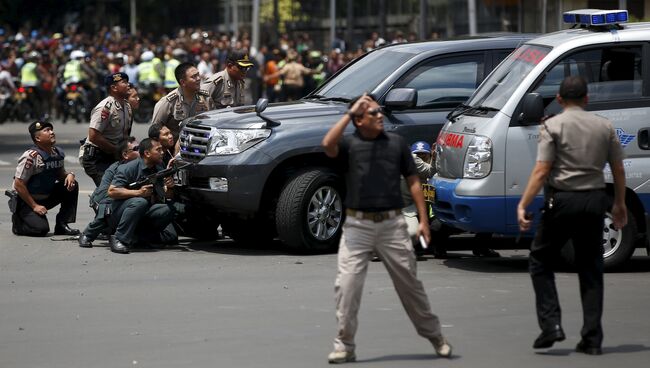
[276,169,344,252]
[561,208,637,270]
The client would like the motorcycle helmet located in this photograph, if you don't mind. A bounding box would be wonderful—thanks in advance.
[140,50,154,62]
[70,50,85,60]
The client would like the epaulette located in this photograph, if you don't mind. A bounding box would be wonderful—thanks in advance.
[211,75,224,86]
[198,89,210,97]
[27,149,39,158]
[104,98,113,110]
[165,89,180,102]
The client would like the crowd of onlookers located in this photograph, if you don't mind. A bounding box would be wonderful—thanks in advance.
[0,24,430,119]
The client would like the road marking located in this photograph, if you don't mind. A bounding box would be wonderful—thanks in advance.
[0,160,11,166]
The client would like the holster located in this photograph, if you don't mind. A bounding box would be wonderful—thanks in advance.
[5,189,18,213]
[82,144,97,160]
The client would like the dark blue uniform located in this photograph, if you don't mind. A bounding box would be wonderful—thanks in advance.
[109,158,176,247]
[12,146,78,236]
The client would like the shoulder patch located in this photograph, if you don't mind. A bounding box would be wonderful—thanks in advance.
[212,75,224,86]
[198,89,210,97]
[28,149,39,158]
[104,100,113,110]
[165,90,179,102]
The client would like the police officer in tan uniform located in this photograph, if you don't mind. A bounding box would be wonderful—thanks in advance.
[81,72,132,186]
[201,50,252,109]
[10,121,79,237]
[518,76,627,356]
[151,62,212,142]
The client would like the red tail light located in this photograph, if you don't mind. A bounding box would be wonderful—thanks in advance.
[18,87,25,93]
[70,85,77,91]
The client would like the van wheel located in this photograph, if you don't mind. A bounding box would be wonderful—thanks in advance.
[561,209,637,270]
[222,219,275,246]
[276,169,343,252]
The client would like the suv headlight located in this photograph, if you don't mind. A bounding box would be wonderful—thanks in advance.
[463,135,492,178]
[207,128,271,155]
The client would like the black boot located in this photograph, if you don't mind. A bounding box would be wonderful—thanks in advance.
[54,223,80,236]
[110,235,129,254]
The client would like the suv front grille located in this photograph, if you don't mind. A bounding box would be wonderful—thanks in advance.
[180,123,211,162]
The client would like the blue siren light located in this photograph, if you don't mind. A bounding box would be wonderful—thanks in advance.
[563,9,628,26]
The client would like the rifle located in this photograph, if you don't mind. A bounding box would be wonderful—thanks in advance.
[126,162,192,190]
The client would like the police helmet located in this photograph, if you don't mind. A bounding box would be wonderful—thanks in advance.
[70,50,85,60]
[141,50,154,61]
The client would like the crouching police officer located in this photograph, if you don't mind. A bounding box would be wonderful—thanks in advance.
[78,137,139,248]
[107,138,177,254]
[10,121,79,236]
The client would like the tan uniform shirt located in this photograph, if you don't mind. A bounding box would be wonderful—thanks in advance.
[201,70,245,109]
[151,88,213,138]
[280,61,311,88]
[87,96,132,148]
[13,147,64,200]
[537,106,624,191]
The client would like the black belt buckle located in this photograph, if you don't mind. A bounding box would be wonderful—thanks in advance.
[372,213,384,222]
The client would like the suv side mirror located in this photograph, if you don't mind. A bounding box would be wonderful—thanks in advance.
[519,93,544,125]
[255,97,280,127]
[255,98,269,113]
[384,88,417,109]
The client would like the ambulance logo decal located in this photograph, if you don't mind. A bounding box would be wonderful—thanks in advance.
[615,128,635,148]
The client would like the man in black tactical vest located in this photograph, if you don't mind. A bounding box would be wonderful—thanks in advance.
[10,121,79,236]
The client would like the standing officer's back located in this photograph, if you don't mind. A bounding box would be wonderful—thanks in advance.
[517,76,627,356]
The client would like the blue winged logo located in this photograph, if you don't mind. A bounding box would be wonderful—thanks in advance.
[615,128,635,148]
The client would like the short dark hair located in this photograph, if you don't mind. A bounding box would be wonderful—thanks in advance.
[138,137,155,157]
[115,140,129,160]
[175,62,195,83]
[559,76,587,101]
[148,122,164,140]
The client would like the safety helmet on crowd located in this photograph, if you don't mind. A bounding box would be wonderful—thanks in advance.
[411,141,432,154]
[140,50,154,61]
[172,48,186,58]
[70,50,85,60]
[28,51,41,59]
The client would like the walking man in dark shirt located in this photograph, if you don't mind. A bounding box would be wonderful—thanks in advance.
[322,94,451,363]
[517,76,627,355]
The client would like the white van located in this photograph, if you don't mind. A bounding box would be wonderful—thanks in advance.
[431,10,650,269]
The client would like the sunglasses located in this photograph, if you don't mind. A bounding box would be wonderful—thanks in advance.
[130,145,139,152]
[367,107,384,116]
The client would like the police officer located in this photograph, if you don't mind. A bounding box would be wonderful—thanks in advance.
[11,121,79,237]
[517,76,627,355]
[137,51,162,87]
[201,50,252,109]
[163,49,184,90]
[81,72,132,186]
[152,62,212,141]
[78,137,139,248]
[107,138,177,254]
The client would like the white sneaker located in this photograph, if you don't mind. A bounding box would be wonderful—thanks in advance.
[328,350,356,364]
[432,337,453,358]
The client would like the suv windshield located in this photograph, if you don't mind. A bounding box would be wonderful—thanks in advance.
[467,45,551,110]
[312,49,415,100]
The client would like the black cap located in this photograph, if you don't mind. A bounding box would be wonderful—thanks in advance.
[227,50,254,68]
[105,72,129,87]
[28,120,53,139]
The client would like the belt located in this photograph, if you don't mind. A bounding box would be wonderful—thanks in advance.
[346,208,401,223]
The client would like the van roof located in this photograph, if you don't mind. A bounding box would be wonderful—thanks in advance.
[527,22,650,48]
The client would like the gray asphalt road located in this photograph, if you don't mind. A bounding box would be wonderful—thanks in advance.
[1,120,649,368]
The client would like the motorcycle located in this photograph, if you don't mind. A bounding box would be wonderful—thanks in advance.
[62,83,88,123]
[134,82,164,123]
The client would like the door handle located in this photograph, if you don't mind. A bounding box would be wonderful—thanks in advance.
[639,128,650,150]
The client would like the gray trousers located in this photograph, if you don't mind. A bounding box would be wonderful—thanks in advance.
[333,214,443,352]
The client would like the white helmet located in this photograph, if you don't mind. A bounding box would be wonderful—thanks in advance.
[141,51,154,61]
[70,50,85,60]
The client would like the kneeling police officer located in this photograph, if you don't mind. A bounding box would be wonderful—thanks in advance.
[10,121,79,236]
[107,138,177,254]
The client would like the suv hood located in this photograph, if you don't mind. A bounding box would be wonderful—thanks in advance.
[187,100,348,129]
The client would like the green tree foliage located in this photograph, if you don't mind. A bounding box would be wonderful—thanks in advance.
[260,0,304,33]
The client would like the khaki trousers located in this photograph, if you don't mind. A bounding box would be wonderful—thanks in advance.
[333,214,443,352]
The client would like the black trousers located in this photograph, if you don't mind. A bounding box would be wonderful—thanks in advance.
[110,197,176,246]
[529,189,608,347]
[13,180,79,236]
[81,152,115,187]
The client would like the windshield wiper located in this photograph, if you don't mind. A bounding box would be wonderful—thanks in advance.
[447,104,499,122]
[318,96,351,103]
[306,94,326,100]
[446,103,473,122]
